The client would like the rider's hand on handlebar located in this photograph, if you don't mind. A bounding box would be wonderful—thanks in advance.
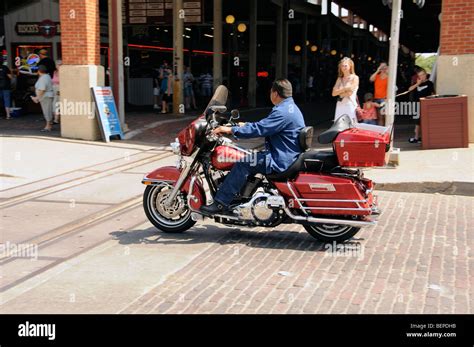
[212,126,233,136]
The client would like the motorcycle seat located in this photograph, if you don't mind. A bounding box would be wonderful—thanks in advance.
[266,150,339,181]
[318,114,353,144]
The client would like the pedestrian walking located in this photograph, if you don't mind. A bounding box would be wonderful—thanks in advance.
[0,56,12,119]
[369,61,389,126]
[31,65,54,132]
[332,57,359,123]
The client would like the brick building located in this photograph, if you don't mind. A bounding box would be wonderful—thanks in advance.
[437,0,474,142]
[1,0,472,142]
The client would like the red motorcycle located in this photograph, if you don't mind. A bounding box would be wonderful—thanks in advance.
[142,86,392,242]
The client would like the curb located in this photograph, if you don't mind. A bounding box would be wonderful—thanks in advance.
[375,181,474,197]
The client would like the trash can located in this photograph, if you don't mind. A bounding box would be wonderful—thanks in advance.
[420,95,469,149]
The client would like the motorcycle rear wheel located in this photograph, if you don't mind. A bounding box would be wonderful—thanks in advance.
[304,224,360,243]
[143,185,196,233]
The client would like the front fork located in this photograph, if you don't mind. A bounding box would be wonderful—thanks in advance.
[163,151,199,207]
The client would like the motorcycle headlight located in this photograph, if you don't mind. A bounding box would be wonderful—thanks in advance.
[170,138,181,155]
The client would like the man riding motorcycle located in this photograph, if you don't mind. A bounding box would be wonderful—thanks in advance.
[200,79,306,215]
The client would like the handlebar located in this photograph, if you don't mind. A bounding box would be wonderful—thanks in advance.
[205,110,240,143]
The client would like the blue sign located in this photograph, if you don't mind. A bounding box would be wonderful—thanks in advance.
[91,87,124,142]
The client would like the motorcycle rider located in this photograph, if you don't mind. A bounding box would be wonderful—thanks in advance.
[200,79,306,215]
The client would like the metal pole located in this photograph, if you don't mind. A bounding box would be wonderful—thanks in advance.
[173,0,184,114]
[386,0,402,129]
[248,0,257,107]
[213,0,222,90]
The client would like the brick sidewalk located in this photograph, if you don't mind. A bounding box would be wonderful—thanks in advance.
[121,191,473,314]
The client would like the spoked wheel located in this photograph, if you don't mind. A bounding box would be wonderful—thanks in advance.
[304,223,360,243]
[143,184,196,233]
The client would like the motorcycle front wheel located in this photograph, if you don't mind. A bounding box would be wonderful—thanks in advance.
[304,224,360,243]
[143,185,196,233]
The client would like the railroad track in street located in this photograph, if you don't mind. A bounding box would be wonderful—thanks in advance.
[0,151,174,209]
[0,195,143,264]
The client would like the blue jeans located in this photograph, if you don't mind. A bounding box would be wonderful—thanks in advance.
[201,86,212,97]
[0,89,11,108]
[361,119,377,125]
[214,152,268,206]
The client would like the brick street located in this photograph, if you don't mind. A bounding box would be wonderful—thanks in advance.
[119,191,473,314]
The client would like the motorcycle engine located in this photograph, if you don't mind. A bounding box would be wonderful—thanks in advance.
[234,192,285,226]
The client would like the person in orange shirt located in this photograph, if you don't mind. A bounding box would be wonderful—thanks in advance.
[369,62,389,126]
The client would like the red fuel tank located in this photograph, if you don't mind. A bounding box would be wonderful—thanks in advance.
[211,145,248,171]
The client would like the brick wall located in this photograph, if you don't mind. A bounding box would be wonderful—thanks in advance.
[440,0,474,55]
[59,0,100,65]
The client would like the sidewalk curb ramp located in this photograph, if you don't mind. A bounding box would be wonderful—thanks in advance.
[375,181,474,197]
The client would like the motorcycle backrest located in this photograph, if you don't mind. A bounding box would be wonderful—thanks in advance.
[318,115,353,144]
[299,126,314,151]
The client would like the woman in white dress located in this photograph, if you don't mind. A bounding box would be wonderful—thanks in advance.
[332,57,359,123]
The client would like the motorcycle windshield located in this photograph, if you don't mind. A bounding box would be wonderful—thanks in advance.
[203,85,229,114]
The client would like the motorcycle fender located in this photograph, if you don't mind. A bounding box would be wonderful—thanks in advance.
[142,166,206,209]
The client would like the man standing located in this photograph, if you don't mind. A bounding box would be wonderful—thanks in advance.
[37,49,56,78]
[31,65,54,131]
[199,71,213,98]
[369,62,389,126]
[0,57,12,119]
[407,68,435,143]
[200,79,305,215]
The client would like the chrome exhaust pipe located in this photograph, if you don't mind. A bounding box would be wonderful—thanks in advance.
[283,207,377,228]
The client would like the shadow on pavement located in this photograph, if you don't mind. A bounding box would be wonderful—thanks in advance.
[110,223,365,253]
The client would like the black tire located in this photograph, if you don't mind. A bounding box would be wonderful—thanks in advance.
[304,224,360,243]
[143,185,196,233]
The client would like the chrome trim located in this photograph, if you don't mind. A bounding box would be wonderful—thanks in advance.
[164,151,198,207]
[290,196,371,212]
[170,138,181,155]
[224,142,253,156]
[298,198,367,203]
[142,178,176,185]
[186,174,200,213]
[283,206,376,227]
[286,182,308,215]
[302,206,372,211]
[214,213,240,221]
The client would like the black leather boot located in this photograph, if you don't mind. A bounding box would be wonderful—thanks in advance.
[199,201,229,215]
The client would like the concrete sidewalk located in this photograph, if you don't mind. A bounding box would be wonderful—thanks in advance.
[365,145,474,196]
[1,103,472,195]
[1,135,472,314]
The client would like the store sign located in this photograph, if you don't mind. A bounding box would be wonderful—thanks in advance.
[15,20,61,38]
[125,0,202,25]
[91,87,124,142]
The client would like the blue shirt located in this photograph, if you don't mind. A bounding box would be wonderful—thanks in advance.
[231,97,306,173]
